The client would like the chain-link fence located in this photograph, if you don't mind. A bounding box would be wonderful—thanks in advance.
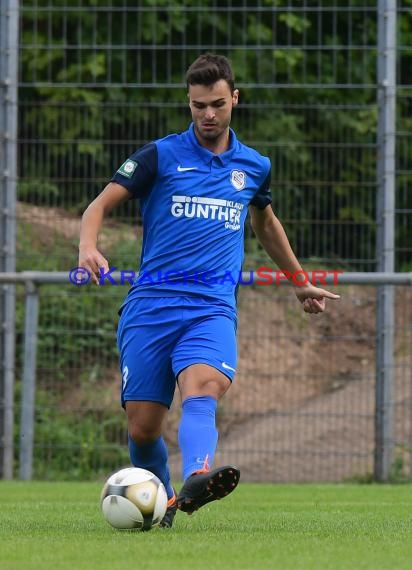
[1,1,411,482]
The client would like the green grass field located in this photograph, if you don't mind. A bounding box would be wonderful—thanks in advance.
[1,482,411,570]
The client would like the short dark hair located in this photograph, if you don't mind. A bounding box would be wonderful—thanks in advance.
[186,54,235,92]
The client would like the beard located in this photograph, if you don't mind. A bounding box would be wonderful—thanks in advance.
[196,122,227,142]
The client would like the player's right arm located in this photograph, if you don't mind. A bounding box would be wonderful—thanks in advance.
[78,182,131,284]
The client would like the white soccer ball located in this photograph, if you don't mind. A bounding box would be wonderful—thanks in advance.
[101,467,168,531]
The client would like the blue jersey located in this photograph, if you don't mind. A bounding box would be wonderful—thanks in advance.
[111,123,272,310]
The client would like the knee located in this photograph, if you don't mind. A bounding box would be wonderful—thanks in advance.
[188,378,228,400]
[128,423,161,445]
[127,411,163,445]
[125,401,167,445]
[128,428,157,446]
[178,364,231,401]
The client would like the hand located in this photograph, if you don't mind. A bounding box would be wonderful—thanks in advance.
[294,283,340,314]
[78,246,109,285]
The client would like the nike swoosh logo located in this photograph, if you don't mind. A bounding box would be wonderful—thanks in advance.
[177,165,198,172]
[222,362,236,372]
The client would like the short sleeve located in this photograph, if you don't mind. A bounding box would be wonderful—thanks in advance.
[111,143,158,199]
[250,168,272,210]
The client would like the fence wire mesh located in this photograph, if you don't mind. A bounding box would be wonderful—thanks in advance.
[1,0,411,481]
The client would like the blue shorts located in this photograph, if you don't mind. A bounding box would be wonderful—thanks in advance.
[117,297,237,408]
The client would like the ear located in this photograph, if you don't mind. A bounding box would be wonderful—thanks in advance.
[232,89,239,107]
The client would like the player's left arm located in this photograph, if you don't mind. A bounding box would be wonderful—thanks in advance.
[248,204,340,314]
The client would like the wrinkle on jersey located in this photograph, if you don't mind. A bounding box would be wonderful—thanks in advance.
[111,123,272,311]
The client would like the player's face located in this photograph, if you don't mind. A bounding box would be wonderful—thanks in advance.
[188,80,239,152]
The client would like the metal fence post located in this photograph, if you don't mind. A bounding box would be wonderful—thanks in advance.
[0,0,19,480]
[19,281,39,481]
[375,0,397,482]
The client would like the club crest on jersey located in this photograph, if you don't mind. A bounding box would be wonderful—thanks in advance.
[230,170,246,190]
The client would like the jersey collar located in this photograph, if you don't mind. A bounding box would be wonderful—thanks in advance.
[185,123,238,167]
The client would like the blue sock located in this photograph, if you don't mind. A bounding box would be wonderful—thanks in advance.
[128,435,174,500]
[178,395,218,481]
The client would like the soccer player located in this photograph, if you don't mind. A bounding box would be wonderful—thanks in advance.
[78,54,340,528]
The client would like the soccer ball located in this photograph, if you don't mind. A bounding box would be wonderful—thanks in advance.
[101,467,168,531]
